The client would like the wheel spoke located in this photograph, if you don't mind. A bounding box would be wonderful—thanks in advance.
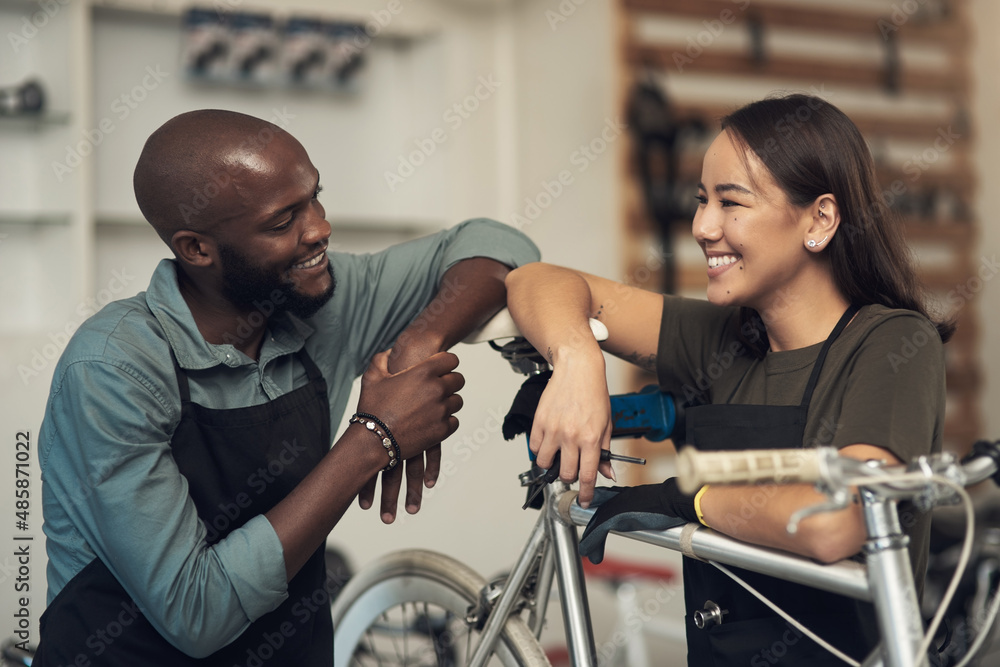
[332,551,548,666]
[346,601,527,667]
[465,622,473,667]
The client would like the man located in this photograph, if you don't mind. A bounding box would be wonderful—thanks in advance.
[34,109,539,665]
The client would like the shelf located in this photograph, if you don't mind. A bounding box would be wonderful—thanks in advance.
[901,219,976,244]
[670,102,971,143]
[628,153,978,198]
[0,111,71,128]
[626,44,968,97]
[329,217,447,234]
[95,215,151,227]
[90,0,436,43]
[0,212,71,226]
[622,0,968,48]
[95,215,446,235]
[627,207,977,243]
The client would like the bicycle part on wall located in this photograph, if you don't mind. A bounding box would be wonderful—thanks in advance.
[0,79,45,116]
[182,7,366,91]
[626,71,707,294]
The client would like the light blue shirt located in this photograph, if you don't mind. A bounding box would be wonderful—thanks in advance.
[39,218,539,657]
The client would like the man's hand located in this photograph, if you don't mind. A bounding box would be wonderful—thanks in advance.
[354,349,464,521]
[267,349,462,579]
[357,257,512,523]
[357,340,446,523]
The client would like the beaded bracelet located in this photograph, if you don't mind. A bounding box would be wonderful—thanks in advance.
[358,411,402,472]
[349,412,401,472]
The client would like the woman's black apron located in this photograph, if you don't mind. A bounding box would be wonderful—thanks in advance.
[35,348,333,666]
[681,305,878,666]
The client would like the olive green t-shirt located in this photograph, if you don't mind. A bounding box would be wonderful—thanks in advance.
[656,295,946,590]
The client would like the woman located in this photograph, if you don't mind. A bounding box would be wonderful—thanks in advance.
[505,94,951,665]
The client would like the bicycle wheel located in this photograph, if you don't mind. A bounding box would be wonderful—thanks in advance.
[332,549,550,667]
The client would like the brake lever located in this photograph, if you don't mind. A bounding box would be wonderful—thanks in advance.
[521,450,647,510]
[787,488,851,534]
[522,453,562,509]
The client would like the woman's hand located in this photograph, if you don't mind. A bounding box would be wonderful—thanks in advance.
[529,351,614,508]
[506,262,664,507]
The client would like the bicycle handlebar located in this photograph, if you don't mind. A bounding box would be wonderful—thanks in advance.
[675,442,1000,496]
[675,446,831,494]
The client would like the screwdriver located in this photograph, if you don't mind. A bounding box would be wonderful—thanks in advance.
[522,449,646,509]
[601,450,646,465]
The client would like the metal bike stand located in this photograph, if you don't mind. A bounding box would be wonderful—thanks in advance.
[860,487,925,667]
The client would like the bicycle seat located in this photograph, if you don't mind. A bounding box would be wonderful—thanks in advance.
[463,307,609,344]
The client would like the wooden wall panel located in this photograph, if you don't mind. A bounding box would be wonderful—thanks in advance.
[616,0,979,472]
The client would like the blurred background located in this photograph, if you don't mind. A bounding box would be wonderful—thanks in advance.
[0,0,998,662]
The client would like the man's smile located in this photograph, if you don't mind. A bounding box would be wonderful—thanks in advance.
[292,251,327,271]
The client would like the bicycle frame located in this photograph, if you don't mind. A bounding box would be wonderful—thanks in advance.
[466,482,596,667]
[465,470,939,667]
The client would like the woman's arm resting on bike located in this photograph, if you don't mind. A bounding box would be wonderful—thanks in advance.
[697,443,901,563]
[505,262,664,508]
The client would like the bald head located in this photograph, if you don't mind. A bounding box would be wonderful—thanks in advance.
[134,109,290,246]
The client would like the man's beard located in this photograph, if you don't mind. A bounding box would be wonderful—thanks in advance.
[217,243,336,320]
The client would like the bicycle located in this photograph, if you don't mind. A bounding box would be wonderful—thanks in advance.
[330,310,1000,667]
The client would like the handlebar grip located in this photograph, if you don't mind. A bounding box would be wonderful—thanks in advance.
[676,447,825,495]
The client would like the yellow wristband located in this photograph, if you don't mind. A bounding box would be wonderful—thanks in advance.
[694,485,711,527]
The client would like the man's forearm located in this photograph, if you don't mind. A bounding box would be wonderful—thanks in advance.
[365,256,512,522]
[389,257,511,372]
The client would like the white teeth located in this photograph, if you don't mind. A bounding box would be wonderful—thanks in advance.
[294,253,325,269]
[707,255,740,268]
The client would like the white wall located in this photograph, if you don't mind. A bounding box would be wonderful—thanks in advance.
[0,0,628,650]
[330,0,637,649]
[971,0,1000,450]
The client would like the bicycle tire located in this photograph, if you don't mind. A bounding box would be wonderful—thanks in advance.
[332,549,550,667]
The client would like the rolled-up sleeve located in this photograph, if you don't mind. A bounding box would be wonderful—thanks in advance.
[326,218,539,373]
[437,217,540,273]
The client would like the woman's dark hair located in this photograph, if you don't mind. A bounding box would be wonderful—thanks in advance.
[720,93,954,355]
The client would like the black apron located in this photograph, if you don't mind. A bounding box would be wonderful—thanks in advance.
[35,348,333,666]
[681,305,877,666]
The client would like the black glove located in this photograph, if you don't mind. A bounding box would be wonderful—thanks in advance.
[502,370,552,441]
[578,478,697,564]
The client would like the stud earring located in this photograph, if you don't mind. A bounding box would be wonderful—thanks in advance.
[807,235,829,248]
